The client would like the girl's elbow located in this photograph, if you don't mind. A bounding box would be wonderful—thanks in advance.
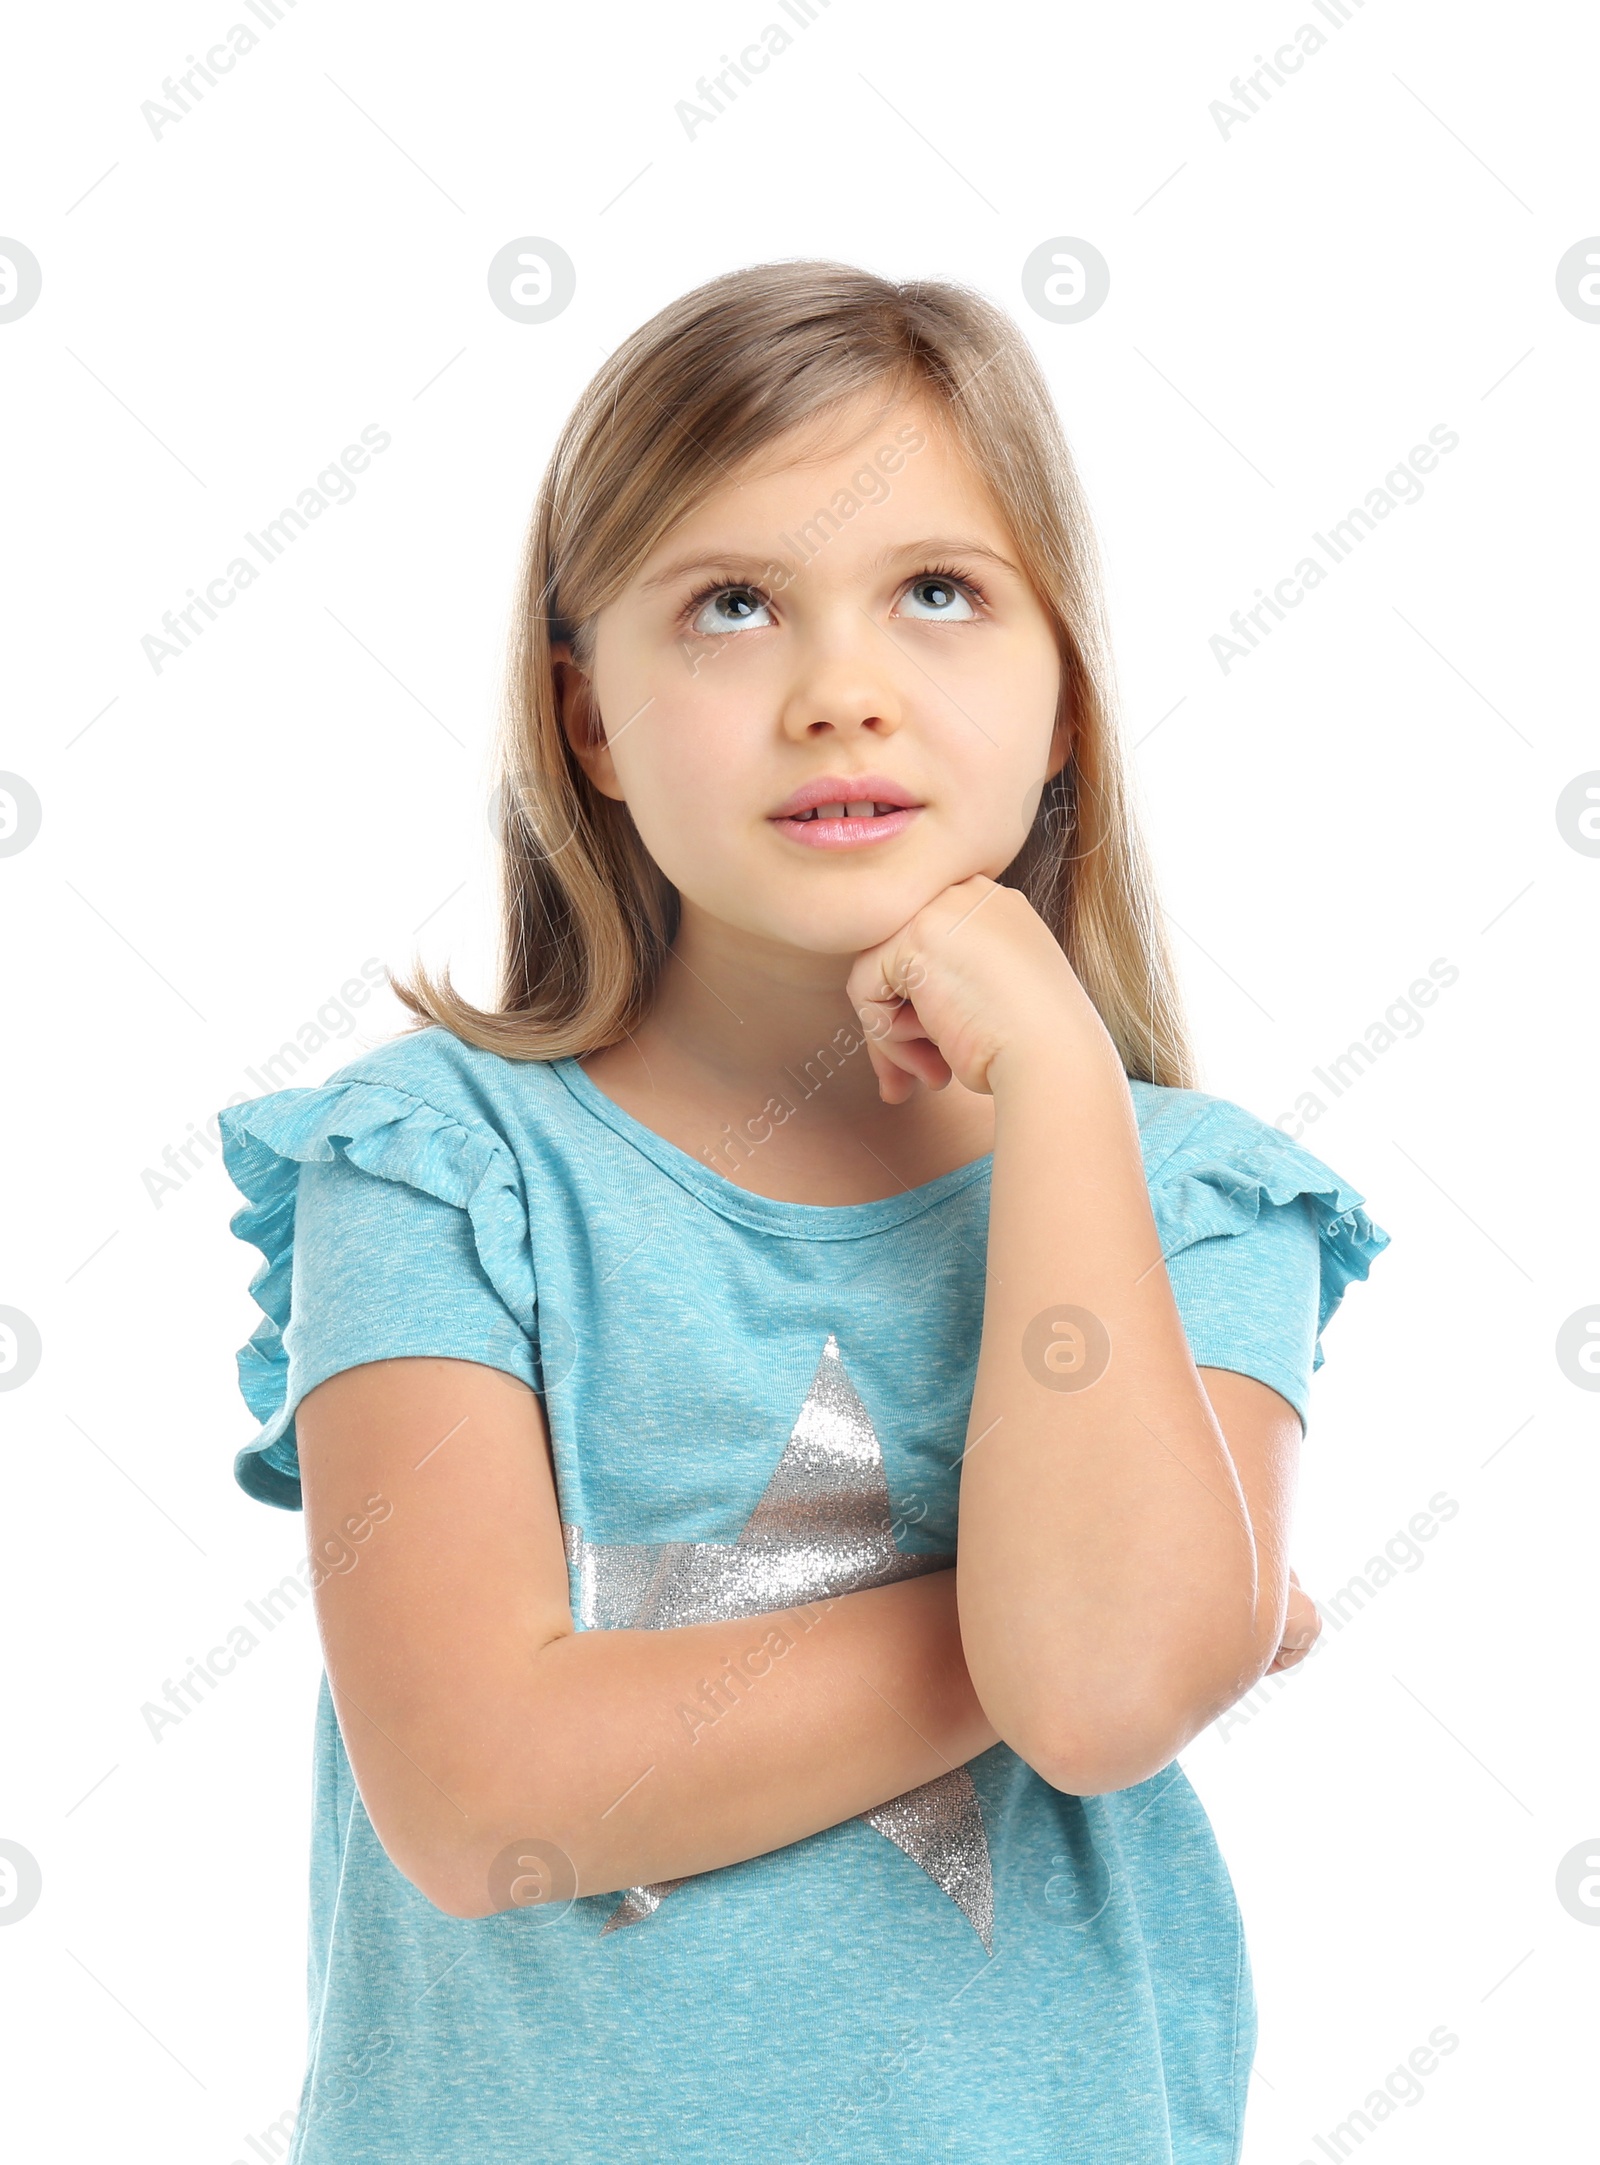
[995,1658,1256,1795]
[990,1690,1182,1797]
[419,1868,496,1923]
[367,1828,496,1921]
[1013,1725,1182,1798]
[407,1823,589,1923]
[367,1772,590,1924]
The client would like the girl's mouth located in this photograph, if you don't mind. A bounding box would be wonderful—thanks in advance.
[770,802,922,850]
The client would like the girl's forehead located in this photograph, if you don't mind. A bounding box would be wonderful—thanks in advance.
[641,399,1000,561]
[743,385,929,462]
[733,389,948,487]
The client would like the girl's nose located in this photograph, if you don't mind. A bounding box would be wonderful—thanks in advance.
[776,636,907,742]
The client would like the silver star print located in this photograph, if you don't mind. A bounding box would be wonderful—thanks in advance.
[562,1333,995,1950]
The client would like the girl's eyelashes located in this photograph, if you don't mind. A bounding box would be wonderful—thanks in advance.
[679,562,990,639]
[685,579,774,637]
[899,565,985,622]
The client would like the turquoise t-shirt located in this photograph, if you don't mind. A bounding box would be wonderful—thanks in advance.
[217,1023,1389,2165]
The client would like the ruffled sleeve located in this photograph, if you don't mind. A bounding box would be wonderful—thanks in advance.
[1142,1096,1392,1434]
[217,1076,540,1511]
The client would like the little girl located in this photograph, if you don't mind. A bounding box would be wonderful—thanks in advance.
[219,260,1389,2163]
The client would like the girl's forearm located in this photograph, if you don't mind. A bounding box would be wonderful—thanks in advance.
[404,1569,998,1919]
[954,1036,1265,1792]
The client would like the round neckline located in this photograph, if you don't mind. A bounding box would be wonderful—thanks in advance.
[551,1055,993,1241]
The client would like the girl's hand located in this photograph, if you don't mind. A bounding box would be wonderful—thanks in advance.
[845,875,1117,1104]
[1266,1569,1322,1672]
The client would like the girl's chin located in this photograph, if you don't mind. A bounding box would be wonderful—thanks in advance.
[747,890,973,958]
[676,851,1002,954]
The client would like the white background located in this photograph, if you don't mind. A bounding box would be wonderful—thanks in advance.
[1,1,1593,2158]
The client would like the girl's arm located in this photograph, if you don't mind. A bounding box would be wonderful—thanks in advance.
[297,1356,999,1921]
[848,880,1302,1796]
[957,1042,1294,1787]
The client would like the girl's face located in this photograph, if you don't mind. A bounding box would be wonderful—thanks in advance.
[567,390,1066,957]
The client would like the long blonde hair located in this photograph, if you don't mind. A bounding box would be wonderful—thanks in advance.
[390,259,1197,1088]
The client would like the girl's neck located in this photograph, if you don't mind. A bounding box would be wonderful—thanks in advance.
[577,912,997,1205]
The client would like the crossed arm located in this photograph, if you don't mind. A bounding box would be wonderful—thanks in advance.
[299,1176,1303,1924]
[301,1357,995,1919]
[300,956,1310,1922]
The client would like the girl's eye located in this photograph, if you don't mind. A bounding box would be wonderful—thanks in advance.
[898,575,977,622]
[689,585,773,636]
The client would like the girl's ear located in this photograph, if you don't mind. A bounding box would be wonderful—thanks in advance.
[552,647,624,802]
[1044,707,1074,784]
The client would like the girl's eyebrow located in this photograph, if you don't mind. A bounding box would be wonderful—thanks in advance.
[873,537,1022,576]
[638,535,1021,592]
[637,550,777,592]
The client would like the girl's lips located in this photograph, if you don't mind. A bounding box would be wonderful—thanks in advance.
[769,806,921,849]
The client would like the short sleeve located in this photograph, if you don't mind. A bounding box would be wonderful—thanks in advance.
[217,1076,541,1511]
[1145,1102,1392,1437]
